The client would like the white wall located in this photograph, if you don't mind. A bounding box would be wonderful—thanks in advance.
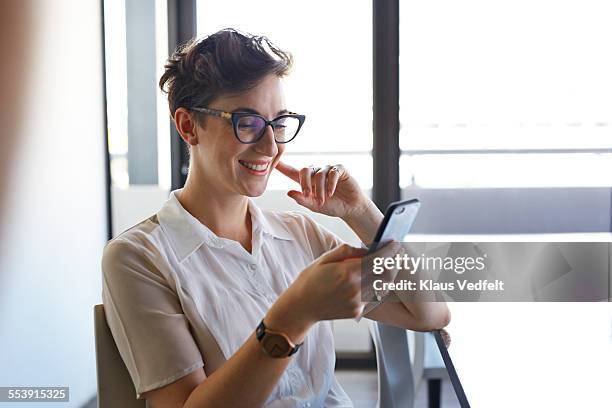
[0,1,108,406]
[111,186,169,236]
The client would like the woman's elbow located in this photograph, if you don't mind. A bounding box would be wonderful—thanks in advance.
[412,304,451,332]
[435,305,451,329]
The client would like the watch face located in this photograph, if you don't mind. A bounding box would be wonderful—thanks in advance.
[261,333,291,358]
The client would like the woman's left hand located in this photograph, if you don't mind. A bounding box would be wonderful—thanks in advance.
[275,161,369,220]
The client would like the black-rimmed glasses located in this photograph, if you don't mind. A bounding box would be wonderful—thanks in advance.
[190,107,306,144]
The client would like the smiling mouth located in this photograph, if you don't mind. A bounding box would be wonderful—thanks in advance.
[238,160,270,174]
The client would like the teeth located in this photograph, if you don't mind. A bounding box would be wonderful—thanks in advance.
[240,161,269,171]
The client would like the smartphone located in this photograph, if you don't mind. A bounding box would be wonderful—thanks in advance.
[361,198,420,309]
[367,198,421,254]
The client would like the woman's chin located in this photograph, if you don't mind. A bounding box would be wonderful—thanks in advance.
[240,181,268,197]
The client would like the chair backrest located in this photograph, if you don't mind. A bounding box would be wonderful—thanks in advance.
[94,304,147,408]
[369,321,449,408]
[369,321,417,408]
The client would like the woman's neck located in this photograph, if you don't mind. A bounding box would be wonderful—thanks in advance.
[177,174,252,252]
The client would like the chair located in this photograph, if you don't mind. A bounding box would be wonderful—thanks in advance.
[418,332,449,408]
[370,322,448,408]
[369,321,416,408]
[94,304,147,408]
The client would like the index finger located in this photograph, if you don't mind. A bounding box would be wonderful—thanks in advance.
[365,240,403,260]
[275,161,300,183]
[318,244,368,265]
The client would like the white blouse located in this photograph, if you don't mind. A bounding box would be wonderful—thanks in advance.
[101,189,355,407]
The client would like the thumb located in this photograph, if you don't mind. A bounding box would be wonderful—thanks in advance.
[318,243,368,265]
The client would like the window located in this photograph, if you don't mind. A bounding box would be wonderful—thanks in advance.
[104,0,172,236]
[104,0,171,189]
[196,0,375,357]
[399,0,612,189]
[196,0,373,191]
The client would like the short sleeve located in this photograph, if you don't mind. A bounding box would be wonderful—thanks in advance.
[101,238,204,399]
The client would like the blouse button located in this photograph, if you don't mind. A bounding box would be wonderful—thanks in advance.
[249,263,257,271]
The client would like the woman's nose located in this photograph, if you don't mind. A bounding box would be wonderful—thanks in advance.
[255,124,279,156]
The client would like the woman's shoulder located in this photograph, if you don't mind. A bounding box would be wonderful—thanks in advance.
[102,213,165,269]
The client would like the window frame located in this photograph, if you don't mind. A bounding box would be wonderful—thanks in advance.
[170,0,611,232]
[377,0,611,233]
[97,0,612,395]
[168,0,612,370]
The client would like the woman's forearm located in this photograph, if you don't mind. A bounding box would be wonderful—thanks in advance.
[183,292,313,408]
[342,198,383,244]
[344,197,452,331]
[183,333,292,408]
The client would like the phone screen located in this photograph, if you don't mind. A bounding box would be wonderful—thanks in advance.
[367,199,421,254]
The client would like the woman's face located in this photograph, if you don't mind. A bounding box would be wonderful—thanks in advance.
[191,74,288,197]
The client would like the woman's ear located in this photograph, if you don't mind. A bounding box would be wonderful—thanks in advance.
[174,108,199,146]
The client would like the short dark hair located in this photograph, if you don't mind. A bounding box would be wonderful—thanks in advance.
[159,28,293,120]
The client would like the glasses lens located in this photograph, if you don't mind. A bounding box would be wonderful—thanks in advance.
[236,115,266,143]
[272,116,301,143]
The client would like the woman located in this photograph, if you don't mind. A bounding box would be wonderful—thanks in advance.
[102,28,450,408]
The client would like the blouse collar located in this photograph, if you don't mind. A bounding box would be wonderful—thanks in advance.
[158,189,293,262]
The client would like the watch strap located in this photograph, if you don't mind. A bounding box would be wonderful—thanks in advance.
[256,320,266,341]
[288,340,302,356]
[256,319,303,357]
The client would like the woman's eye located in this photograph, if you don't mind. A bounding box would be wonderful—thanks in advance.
[238,123,258,130]
[273,120,287,129]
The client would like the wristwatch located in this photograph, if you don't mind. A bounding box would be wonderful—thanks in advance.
[256,319,303,358]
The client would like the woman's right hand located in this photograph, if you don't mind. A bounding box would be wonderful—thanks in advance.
[289,244,368,322]
[265,244,368,342]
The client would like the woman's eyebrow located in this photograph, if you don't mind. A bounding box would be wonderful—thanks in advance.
[232,107,289,116]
